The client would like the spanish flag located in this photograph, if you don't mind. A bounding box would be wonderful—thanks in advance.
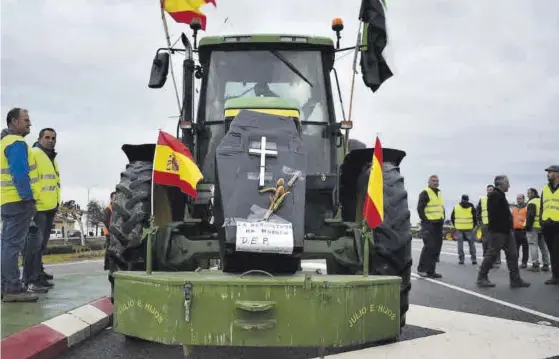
[363,136,384,228]
[161,0,216,31]
[153,130,203,199]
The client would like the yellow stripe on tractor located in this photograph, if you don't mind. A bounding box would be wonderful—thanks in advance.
[224,108,300,119]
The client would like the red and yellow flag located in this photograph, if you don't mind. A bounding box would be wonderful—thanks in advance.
[363,136,384,228]
[161,0,216,31]
[153,130,203,199]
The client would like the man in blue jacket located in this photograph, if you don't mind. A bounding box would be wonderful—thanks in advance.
[1,108,41,302]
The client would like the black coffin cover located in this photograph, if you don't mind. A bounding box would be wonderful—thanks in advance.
[215,109,307,256]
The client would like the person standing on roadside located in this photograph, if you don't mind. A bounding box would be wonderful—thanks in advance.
[525,188,550,272]
[102,191,116,270]
[451,194,477,265]
[0,108,40,302]
[476,175,530,288]
[512,194,529,268]
[416,175,445,278]
[540,165,559,285]
[23,128,60,292]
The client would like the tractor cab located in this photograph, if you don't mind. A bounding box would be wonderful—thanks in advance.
[194,35,340,181]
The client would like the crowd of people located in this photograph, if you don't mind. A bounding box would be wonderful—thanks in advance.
[0,108,115,303]
[416,171,559,287]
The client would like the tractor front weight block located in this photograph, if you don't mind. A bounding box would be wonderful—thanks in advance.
[112,270,401,351]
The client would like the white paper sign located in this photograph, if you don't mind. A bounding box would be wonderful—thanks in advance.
[235,221,294,254]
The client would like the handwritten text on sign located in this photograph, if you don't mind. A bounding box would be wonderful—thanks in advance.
[235,221,294,254]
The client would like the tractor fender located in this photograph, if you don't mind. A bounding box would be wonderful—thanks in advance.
[339,143,407,222]
[121,144,157,164]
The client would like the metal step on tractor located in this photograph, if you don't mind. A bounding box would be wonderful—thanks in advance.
[107,14,412,358]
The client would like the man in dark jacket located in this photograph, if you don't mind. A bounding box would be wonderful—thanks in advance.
[451,194,477,265]
[525,187,550,272]
[417,175,445,278]
[477,175,530,288]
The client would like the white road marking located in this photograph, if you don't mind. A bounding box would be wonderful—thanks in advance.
[411,272,559,324]
[318,304,559,359]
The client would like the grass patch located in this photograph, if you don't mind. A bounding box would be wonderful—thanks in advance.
[18,249,105,265]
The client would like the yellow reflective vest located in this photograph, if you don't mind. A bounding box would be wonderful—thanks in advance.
[541,184,559,223]
[0,134,40,205]
[480,196,488,225]
[31,147,61,211]
[424,187,444,221]
[527,197,541,229]
[454,204,474,230]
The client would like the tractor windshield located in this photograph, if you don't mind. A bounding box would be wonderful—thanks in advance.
[199,49,334,179]
[204,50,329,124]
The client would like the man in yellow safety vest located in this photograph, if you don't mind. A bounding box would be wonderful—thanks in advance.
[525,187,550,272]
[1,108,40,302]
[22,128,60,291]
[476,185,495,257]
[540,165,559,285]
[451,194,478,265]
[416,175,445,278]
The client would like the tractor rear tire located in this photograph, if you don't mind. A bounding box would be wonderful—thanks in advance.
[110,161,152,266]
[355,161,412,329]
[107,161,152,304]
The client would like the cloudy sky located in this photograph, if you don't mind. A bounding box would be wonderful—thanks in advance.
[2,0,558,224]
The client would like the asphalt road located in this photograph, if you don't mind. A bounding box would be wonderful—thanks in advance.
[30,259,105,277]
[58,238,559,359]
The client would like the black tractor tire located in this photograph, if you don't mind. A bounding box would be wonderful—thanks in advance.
[354,161,413,329]
[107,161,152,304]
[109,161,152,267]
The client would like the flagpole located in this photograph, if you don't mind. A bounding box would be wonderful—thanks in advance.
[344,21,363,154]
[146,129,161,275]
[159,0,183,117]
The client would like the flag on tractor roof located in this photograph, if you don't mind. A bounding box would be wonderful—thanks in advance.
[363,136,384,228]
[161,0,216,31]
[153,130,203,199]
[359,0,393,92]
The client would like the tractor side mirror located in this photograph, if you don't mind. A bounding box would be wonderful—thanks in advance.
[148,52,170,89]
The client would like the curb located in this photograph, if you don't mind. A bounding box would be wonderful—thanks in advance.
[1,296,113,359]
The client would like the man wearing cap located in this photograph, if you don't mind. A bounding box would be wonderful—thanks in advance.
[451,194,478,265]
[540,165,559,285]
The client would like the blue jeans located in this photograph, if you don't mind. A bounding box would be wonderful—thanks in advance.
[457,229,477,262]
[1,200,35,293]
[22,210,56,284]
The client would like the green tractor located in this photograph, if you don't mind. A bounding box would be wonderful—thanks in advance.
[107,20,412,356]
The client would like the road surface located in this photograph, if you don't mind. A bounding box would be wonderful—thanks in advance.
[57,238,559,359]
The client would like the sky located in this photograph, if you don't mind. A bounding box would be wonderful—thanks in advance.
[2,0,558,225]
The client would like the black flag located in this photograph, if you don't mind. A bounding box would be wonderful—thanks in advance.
[359,0,393,92]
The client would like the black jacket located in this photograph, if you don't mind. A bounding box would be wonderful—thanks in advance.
[487,187,512,234]
[451,201,477,228]
[417,188,445,224]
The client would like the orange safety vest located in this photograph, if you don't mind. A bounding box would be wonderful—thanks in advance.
[103,204,113,236]
[512,206,527,229]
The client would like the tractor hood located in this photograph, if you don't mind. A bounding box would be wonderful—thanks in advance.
[214,100,307,266]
